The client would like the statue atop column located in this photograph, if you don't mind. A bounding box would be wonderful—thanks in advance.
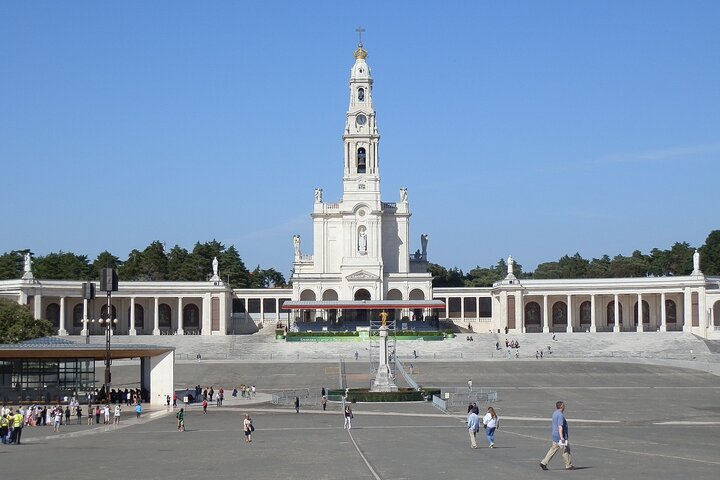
[21,252,34,281]
[210,256,220,282]
[420,234,428,259]
[692,249,702,275]
[399,187,408,203]
[293,235,301,258]
[314,188,323,203]
[505,255,517,281]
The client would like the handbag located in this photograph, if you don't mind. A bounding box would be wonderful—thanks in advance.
[250,424,255,432]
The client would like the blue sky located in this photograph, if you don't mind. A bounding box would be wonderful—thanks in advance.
[1,1,718,277]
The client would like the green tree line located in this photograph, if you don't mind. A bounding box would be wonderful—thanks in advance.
[0,240,286,289]
[430,230,720,287]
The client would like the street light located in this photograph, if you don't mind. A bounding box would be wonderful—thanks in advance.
[100,268,118,402]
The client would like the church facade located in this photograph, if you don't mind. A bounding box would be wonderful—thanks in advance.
[1,41,719,338]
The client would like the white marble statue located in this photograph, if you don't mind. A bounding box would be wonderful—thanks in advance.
[400,187,408,203]
[508,255,514,276]
[314,188,323,203]
[693,249,700,274]
[212,257,219,277]
[358,230,367,252]
[23,252,32,273]
[420,234,428,258]
[293,235,301,257]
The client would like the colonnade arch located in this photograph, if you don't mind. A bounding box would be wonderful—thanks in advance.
[46,303,60,329]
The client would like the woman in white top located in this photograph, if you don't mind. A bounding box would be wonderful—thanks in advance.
[482,406,499,448]
[114,405,121,425]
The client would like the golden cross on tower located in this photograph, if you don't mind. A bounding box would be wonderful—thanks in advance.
[355,26,366,46]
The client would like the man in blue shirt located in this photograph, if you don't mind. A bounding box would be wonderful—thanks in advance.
[540,401,574,470]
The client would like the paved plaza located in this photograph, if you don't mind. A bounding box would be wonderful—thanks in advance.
[4,351,720,480]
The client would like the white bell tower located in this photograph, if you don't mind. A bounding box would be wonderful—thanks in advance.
[342,29,380,206]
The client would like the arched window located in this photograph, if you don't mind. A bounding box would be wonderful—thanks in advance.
[666,299,677,323]
[607,301,623,325]
[357,147,366,174]
[634,300,650,325]
[579,301,591,326]
[73,303,84,328]
[354,289,371,301]
[46,303,60,329]
[386,289,402,301]
[127,304,145,330]
[552,301,567,326]
[184,304,200,329]
[358,87,365,101]
[525,302,541,325]
[159,303,172,329]
[409,289,425,300]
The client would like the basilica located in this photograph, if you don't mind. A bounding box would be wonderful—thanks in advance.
[1,41,719,338]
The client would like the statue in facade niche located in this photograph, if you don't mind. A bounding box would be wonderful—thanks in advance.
[358,230,367,252]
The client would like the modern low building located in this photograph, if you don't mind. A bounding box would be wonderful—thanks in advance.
[1,40,719,338]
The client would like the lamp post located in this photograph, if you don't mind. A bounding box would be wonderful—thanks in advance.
[100,268,118,402]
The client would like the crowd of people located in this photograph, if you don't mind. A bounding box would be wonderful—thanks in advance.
[0,393,147,444]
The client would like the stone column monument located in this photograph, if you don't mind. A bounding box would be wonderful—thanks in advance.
[372,311,398,392]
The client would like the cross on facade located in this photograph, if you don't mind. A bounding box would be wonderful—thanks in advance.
[356,26,365,45]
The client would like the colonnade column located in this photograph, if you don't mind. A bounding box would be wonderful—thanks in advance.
[542,295,549,333]
[699,289,707,337]
[516,291,524,333]
[153,297,160,335]
[34,294,42,320]
[59,296,68,335]
[566,294,573,333]
[275,298,280,323]
[590,294,596,332]
[636,293,643,332]
[660,292,667,332]
[129,298,136,335]
[82,298,89,336]
[683,287,692,332]
[177,297,184,335]
[445,297,450,319]
[613,294,620,333]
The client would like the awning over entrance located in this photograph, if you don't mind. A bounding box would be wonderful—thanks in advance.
[282,300,445,310]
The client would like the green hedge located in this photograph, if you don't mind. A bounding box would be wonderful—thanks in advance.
[286,331,359,338]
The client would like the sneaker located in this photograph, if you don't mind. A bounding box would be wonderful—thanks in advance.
[566,466,576,470]
[539,463,548,471]
[489,443,494,448]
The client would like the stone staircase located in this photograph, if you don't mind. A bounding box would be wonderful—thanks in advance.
[78,331,716,364]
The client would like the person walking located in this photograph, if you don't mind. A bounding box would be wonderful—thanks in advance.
[202,398,208,414]
[482,406,499,447]
[294,397,300,414]
[343,404,353,430]
[467,407,480,449]
[243,414,253,443]
[321,396,327,411]
[540,401,575,471]
[64,405,71,425]
[94,405,101,424]
[135,403,142,419]
[173,392,177,408]
[176,408,185,431]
